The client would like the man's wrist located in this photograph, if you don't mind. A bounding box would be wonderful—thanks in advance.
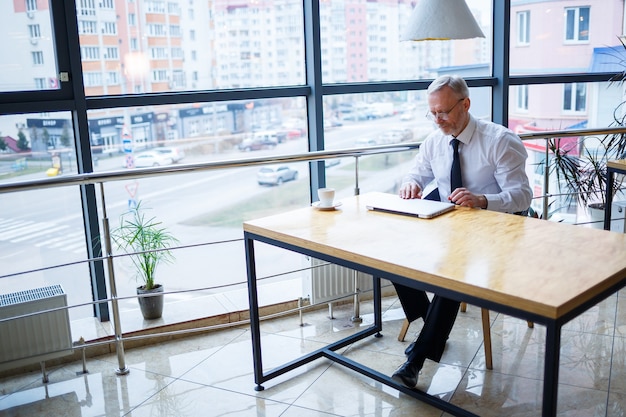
[479,195,488,209]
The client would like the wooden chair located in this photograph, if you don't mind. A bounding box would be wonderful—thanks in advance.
[397,302,534,370]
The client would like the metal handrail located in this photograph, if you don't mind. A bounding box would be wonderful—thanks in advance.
[0,143,418,194]
[517,125,626,141]
[2,124,624,195]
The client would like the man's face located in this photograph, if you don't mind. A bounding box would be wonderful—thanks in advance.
[427,86,470,137]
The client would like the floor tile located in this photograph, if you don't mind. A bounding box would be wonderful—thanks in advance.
[2,294,625,417]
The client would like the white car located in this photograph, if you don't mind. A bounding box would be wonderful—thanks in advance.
[154,147,185,163]
[257,165,298,186]
[354,138,378,147]
[131,151,174,168]
[400,112,415,121]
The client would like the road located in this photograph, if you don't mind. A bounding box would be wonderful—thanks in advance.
[0,115,427,319]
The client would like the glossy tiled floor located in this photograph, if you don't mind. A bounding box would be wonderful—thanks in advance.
[2,291,626,417]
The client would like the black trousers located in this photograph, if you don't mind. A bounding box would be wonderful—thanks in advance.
[393,187,460,363]
[393,285,460,363]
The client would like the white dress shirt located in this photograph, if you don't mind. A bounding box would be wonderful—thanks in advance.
[402,114,532,213]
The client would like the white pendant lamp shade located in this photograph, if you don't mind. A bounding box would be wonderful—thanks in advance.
[402,0,486,41]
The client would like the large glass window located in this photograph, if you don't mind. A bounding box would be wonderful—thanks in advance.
[509,82,621,134]
[320,0,492,83]
[88,98,308,171]
[509,80,626,226]
[77,0,305,94]
[0,112,77,176]
[324,91,430,150]
[0,1,59,92]
[322,86,491,194]
[0,112,90,320]
[510,2,618,75]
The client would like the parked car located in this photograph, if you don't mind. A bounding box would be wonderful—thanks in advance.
[400,112,415,121]
[354,138,379,147]
[257,165,298,186]
[377,131,404,144]
[396,128,414,141]
[374,129,414,145]
[131,151,174,168]
[239,131,279,151]
[342,110,369,121]
[154,146,185,163]
[280,119,307,139]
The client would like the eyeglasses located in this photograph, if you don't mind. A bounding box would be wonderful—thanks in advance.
[425,98,465,122]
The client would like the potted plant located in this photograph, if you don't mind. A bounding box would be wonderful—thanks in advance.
[550,127,626,214]
[548,43,626,222]
[547,125,626,228]
[111,201,179,319]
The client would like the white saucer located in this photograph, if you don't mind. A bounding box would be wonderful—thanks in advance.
[312,201,342,211]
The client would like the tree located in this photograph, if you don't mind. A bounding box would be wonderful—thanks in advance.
[0,137,6,152]
[60,122,71,147]
[42,128,50,148]
[17,129,29,151]
[29,126,40,151]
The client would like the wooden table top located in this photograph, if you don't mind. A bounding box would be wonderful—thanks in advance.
[608,159,626,171]
[244,192,626,320]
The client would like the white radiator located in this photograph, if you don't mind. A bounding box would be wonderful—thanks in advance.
[0,285,73,371]
[303,256,377,305]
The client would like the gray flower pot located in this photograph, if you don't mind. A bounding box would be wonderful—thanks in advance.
[137,284,164,320]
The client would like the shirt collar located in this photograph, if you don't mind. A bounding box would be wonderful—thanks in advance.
[449,113,476,145]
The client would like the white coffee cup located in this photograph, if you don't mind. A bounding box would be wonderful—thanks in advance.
[317,187,335,208]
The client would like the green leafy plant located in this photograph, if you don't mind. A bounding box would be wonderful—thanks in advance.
[550,115,626,210]
[548,39,626,210]
[111,202,179,290]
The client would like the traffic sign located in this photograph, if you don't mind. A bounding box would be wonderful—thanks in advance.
[125,155,135,169]
[123,138,132,153]
[125,181,139,198]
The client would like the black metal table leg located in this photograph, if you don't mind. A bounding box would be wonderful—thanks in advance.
[244,234,264,391]
[604,167,615,230]
[542,322,561,416]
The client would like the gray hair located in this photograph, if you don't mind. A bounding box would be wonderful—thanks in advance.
[427,75,469,99]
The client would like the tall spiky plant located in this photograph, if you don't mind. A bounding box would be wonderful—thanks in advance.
[549,119,626,210]
[111,202,178,290]
[548,38,626,210]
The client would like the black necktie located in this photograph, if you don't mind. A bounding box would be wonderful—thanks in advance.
[450,138,463,191]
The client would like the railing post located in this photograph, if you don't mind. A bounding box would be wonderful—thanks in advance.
[351,155,362,322]
[99,183,130,376]
[543,138,550,220]
[354,155,360,196]
[351,269,363,323]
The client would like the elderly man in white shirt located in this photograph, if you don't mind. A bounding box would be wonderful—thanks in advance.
[392,75,533,388]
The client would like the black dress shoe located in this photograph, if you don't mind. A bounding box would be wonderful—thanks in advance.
[391,361,420,388]
[404,342,415,356]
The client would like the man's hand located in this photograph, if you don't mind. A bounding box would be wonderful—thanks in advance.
[399,183,422,199]
[449,188,487,208]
